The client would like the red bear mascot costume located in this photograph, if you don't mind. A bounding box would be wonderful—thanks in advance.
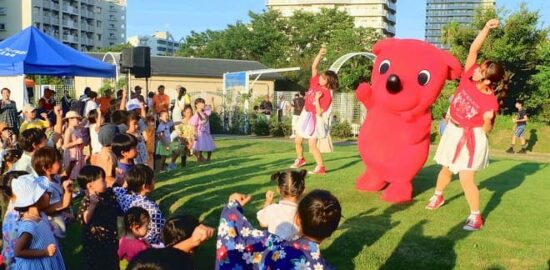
[356,38,462,203]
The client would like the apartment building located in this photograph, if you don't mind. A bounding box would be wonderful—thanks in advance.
[0,0,127,51]
[425,0,496,48]
[266,0,397,37]
[127,31,181,56]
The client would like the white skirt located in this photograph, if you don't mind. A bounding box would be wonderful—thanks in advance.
[434,122,490,174]
[295,110,329,139]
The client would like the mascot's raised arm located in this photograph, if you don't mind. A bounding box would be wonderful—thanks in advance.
[356,38,462,203]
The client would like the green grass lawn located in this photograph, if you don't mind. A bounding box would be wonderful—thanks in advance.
[61,137,550,270]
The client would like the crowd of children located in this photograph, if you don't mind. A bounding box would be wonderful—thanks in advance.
[0,85,221,269]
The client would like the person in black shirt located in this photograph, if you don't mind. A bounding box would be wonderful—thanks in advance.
[259,95,273,120]
[506,100,528,154]
[290,91,305,138]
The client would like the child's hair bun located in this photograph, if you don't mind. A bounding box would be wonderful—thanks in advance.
[271,171,283,182]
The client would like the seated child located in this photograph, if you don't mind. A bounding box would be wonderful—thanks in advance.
[118,206,150,263]
[216,189,341,270]
[127,246,194,270]
[163,215,214,254]
[113,164,165,246]
[77,165,123,270]
[257,170,306,241]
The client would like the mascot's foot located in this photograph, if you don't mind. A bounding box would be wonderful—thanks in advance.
[381,183,413,203]
[356,172,387,192]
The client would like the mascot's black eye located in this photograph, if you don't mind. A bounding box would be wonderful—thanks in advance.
[379,60,390,74]
[418,70,431,86]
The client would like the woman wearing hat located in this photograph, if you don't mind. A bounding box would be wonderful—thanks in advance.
[12,174,66,269]
[62,111,85,181]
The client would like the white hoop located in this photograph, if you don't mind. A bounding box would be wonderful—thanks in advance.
[329,52,376,74]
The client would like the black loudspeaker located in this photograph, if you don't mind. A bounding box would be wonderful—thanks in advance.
[120,47,151,78]
[121,48,134,69]
[132,47,151,78]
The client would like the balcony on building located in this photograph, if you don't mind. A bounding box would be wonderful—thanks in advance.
[62,19,77,29]
[51,1,60,10]
[62,4,79,15]
[42,1,51,9]
[62,33,79,44]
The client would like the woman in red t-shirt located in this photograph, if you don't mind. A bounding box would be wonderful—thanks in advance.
[425,19,505,231]
[290,47,338,175]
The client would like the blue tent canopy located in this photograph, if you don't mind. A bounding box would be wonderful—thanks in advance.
[0,26,115,77]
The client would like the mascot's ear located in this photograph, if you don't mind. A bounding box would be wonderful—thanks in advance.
[439,50,462,80]
[372,38,396,55]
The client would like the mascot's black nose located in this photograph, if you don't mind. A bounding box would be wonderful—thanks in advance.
[386,74,402,94]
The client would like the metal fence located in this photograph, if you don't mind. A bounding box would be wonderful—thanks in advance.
[31,84,76,105]
[275,91,365,124]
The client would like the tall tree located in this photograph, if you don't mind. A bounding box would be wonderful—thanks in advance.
[176,9,382,92]
[95,42,132,53]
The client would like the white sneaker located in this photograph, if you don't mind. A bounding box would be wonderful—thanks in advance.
[289,134,296,139]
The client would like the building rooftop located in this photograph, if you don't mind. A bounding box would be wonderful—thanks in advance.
[88,53,282,80]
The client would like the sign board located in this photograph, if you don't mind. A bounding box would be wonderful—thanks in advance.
[223,71,249,95]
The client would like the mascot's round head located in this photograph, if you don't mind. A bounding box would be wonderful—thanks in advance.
[369,38,462,113]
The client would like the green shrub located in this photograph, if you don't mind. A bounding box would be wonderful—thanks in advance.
[270,118,292,137]
[209,112,224,134]
[331,121,353,138]
[253,117,271,136]
[539,99,550,124]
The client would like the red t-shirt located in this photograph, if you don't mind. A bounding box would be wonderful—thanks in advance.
[449,64,499,127]
[304,75,332,113]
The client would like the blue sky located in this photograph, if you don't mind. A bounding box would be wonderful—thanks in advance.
[127,0,550,40]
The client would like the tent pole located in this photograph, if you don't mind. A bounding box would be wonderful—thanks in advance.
[127,70,131,101]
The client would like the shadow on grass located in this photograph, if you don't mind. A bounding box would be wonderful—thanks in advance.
[325,205,408,269]
[380,162,547,270]
[215,142,256,153]
[380,220,460,270]
[153,157,289,217]
[526,129,538,152]
[412,164,445,199]
[323,163,466,269]
[442,162,545,220]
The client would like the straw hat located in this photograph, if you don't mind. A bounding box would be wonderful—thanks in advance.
[22,104,36,114]
[64,110,82,120]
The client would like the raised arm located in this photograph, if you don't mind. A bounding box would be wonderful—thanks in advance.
[311,47,327,77]
[119,87,127,111]
[54,106,63,138]
[465,19,499,71]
